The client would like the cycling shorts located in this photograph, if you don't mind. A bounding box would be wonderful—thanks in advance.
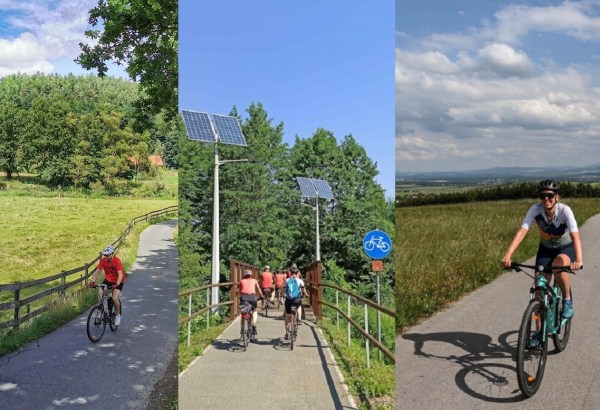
[285,297,302,315]
[102,279,124,291]
[535,242,575,272]
[262,287,273,298]
[240,294,257,310]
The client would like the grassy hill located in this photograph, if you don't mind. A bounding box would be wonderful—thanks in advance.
[396,198,600,332]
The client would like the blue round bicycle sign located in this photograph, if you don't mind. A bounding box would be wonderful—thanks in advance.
[362,230,392,259]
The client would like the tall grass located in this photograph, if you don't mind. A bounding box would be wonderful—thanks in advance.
[396,198,600,332]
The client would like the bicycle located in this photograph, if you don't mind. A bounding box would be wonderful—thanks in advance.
[275,287,284,309]
[261,289,272,317]
[87,284,121,343]
[364,235,391,252]
[239,302,255,351]
[509,262,577,397]
[287,304,300,350]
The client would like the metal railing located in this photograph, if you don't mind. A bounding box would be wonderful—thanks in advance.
[305,261,395,365]
[0,205,178,330]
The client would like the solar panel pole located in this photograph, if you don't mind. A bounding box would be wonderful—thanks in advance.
[315,196,321,261]
[211,144,220,312]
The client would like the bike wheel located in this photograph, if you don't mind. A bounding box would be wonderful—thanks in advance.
[109,298,120,332]
[87,305,106,343]
[265,300,269,317]
[553,288,571,352]
[290,319,294,350]
[516,300,548,397]
[240,319,247,351]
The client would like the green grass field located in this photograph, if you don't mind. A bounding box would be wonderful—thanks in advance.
[0,196,177,283]
[396,198,600,332]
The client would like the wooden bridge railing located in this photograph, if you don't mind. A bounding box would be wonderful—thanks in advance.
[0,205,178,330]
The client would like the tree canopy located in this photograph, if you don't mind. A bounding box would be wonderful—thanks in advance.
[0,74,178,192]
[77,0,178,124]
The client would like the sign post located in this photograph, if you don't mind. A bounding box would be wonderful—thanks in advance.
[363,230,392,361]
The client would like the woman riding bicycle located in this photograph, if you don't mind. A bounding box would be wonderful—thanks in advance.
[501,179,583,318]
[239,270,263,335]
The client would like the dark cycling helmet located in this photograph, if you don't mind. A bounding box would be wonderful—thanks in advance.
[290,266,300,274]
[538,179,560,193]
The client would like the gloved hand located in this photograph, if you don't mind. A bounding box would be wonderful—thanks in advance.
[88,281,95,288]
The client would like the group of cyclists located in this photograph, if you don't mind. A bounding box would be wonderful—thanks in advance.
[238,263,308,340]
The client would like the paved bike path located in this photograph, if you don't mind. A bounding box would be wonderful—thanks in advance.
[396,213,600,409]
[0,220,178,410]
[179,303,357,410]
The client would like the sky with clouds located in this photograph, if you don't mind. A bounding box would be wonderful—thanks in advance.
[396,0,600,173]
[0,0,126,78]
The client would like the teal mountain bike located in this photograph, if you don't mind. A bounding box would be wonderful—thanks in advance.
[510,263,577,397]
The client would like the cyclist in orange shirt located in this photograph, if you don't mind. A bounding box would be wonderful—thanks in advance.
[274,269,287,306]
[260,265,275,309]
[239,270,263,335]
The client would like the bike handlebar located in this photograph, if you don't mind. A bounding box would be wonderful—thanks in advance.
[508,262,579,275]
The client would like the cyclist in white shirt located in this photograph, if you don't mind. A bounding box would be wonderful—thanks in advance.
[501,179,583,318]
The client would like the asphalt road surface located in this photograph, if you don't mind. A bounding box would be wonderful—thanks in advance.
[0,220,178,410]
[179,302,357,410]
[396,213,600,409]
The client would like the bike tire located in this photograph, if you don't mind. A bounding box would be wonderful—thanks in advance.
[516,299,548,397]
[87,305,106,343]
[109,298,121,332]
[553,288,571,352]
[265,300,269,318]
[240,319,247,351]
[290,318,294,350]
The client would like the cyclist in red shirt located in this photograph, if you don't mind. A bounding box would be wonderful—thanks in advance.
[88,245,125,325]
[239,270,263,334]
[260,266,275,309]
[274,269,287,306]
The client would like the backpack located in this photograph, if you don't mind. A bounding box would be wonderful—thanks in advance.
[286,278,300,299]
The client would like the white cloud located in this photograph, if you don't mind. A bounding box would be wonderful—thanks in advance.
[396,1,600,172]
[0,0,96,77]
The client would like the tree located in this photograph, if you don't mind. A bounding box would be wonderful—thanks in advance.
[77,0,178,123]
[0,102,22,178]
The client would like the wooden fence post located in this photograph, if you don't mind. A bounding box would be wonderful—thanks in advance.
[60,271,66,297]
[13,288,20,330]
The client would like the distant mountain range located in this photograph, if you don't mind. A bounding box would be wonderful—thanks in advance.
[397,162,600,183]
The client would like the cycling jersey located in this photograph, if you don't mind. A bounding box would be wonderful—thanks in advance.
[521,203,578,249]
[275,273,286,287]
[97,256,126,284]
[260,271,274,289]
[239,278,258,295]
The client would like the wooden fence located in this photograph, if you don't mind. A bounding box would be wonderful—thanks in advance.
[0,205,178,330]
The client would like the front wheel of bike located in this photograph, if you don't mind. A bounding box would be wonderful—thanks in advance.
[553,288,571,352]
[87,305,106,343]
[109,298,121,332]
[516,299,548,397]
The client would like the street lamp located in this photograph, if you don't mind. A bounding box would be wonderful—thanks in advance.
[296,177,335,262]
[181,110,248,310]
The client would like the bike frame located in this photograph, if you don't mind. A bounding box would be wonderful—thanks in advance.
[529,275,567,338]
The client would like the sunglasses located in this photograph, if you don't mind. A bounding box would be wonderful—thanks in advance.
[538,193,556,200]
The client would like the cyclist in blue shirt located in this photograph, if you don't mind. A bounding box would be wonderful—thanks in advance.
[501,179,583,318]
[284,267,307,340]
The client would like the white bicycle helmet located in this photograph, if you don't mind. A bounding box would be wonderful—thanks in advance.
[242,270,252,277]
[102,245,115,256]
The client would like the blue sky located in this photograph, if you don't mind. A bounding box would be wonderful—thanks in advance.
[0,0,126,79]
[179,1,395,197]
[396,0,600,173]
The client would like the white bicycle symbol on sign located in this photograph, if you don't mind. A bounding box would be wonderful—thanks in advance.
[364,236,391,252]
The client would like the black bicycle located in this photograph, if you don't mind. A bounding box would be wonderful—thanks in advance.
[287,304,299,350]
[509,263,577,397]
[87,284,121,343]
[239,302,255,351]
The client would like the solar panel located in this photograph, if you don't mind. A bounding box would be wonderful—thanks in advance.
[181,110,217,143]
[313,179,335,200]
[296,177,317,198]
[211,114,247,146]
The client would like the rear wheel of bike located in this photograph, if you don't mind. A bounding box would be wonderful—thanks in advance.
[87,305,106,343]
[240,319,248,351]
[265,298,269,318]
[553,288,571,352]
[516,299,548,397]
[109,298,120,332]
